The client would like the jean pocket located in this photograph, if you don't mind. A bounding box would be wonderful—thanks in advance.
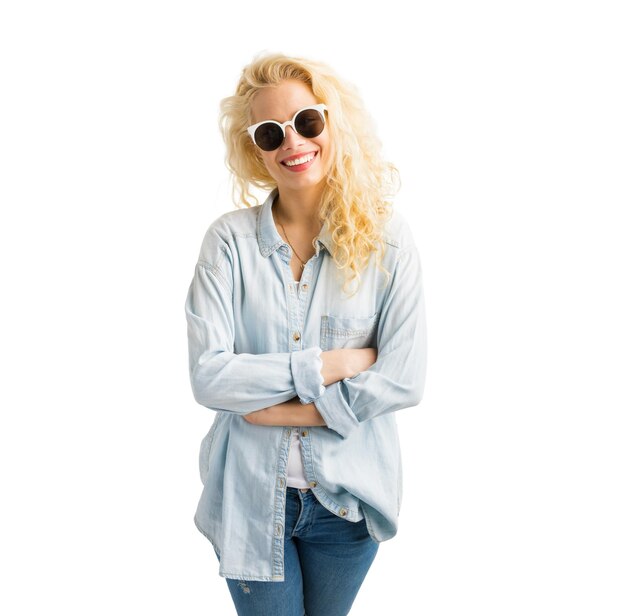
[320,312,379,351]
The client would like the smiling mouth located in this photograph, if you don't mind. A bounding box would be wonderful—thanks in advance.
[280,152,318,167]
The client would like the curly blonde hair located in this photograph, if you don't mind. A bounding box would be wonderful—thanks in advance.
[219,51,401,295]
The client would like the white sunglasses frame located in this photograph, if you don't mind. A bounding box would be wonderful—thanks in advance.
[247,104,328,150]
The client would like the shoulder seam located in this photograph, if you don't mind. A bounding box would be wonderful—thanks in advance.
[197,258,232,293]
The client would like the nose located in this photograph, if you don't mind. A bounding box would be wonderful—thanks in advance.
[281,125,304,150]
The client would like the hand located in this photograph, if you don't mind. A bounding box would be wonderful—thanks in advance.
[345,347,378,378]
[320,347,378,384]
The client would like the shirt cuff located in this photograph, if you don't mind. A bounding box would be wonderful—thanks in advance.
[291,346,326,404]
[312,379,360,439]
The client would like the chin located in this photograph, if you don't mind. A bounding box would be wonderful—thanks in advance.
[285,176,324,191]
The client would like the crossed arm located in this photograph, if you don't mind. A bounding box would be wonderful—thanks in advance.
[242,398,326,426]
[243,347,377,427]
[187,234,425,438]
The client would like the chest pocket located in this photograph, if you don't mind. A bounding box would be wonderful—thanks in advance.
[320,313,379,351]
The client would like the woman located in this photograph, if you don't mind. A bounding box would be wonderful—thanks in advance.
[185,51,427,616]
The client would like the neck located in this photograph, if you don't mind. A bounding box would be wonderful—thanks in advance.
[273,183,325,226]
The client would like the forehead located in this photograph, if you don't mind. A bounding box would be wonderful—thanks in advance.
[250,79,318,123]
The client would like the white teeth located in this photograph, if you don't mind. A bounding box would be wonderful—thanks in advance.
[284,152,315,167]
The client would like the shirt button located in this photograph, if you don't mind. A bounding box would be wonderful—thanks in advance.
[293,331,301,341]
[274,523,283,536]
[309,481,317,488]
[339,508,348,517]
[301,283,308,291]
[301,430,308,437]
[278,477,285,488]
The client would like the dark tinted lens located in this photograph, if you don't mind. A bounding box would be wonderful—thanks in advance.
[254,123,284,151]
[294,109,325,138]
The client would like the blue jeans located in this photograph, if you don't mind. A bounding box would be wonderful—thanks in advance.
[217,487,379,616]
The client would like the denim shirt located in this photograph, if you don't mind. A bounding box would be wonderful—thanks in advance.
[185,188,427,581]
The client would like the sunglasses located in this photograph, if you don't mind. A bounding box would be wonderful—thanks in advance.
[247,104,328,151]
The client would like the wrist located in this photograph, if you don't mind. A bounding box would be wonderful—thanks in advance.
[320,350,347,385]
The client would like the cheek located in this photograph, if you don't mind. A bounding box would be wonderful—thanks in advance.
[260,154,280,174]
[317,134,330,155]
[317,139,332,173]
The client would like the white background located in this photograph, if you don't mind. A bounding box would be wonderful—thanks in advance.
[1,1,625,614]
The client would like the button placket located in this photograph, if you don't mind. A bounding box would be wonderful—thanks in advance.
[284,262,301,353]
[271,426,293,579]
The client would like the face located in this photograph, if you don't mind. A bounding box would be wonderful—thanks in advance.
[249,79,330,194]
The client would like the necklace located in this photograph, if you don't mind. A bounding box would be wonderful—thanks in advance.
[275,210,322,272]
[276,218,306,270]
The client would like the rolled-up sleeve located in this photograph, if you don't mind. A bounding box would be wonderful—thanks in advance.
[185,257,325,414]
[291,346,326,404]
[313,240,427,439]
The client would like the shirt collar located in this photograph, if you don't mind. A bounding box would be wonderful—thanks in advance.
[257,188,335,258]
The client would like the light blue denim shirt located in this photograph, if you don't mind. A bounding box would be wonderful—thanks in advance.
[185,188,427,581]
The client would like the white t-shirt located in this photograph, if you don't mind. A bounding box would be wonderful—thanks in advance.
[286,427,309,488]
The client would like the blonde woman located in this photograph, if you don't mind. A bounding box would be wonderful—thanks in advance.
[185,51,427,616]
